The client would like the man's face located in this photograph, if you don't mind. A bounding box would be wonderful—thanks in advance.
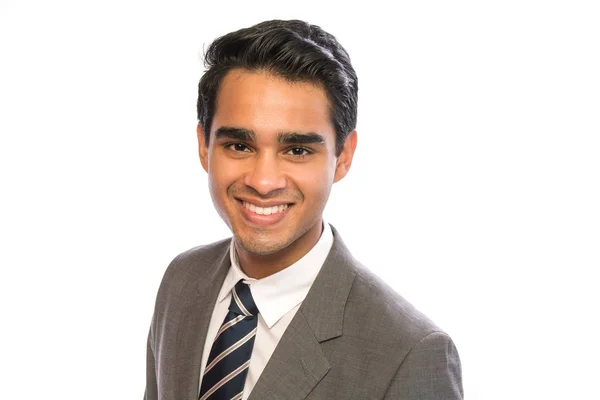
[198,69,356,261]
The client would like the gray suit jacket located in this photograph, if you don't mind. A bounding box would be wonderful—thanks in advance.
[145,226,463,399]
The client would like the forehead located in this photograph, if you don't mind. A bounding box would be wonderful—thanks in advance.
[212,69,335,140]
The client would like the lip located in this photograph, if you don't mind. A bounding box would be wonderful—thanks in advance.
[236,199,292,226]
[236,197,294,208]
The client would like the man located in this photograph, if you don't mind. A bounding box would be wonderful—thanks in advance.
[145,19,463,399]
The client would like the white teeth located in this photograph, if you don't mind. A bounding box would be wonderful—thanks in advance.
[243,201,289,215]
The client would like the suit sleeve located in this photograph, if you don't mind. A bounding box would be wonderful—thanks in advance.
[144,325,158,400]
[143,252,182,400]
[384,331,463,399]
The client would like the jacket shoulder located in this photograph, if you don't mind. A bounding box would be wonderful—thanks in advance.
[161,237,229,287]
[345,262,443,347]
[315,260,460,398]
[153,238,231,315]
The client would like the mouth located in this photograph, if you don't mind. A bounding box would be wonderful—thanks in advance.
[236,199,293,226]
[241,200,290,215]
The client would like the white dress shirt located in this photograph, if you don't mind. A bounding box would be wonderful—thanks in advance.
[198,222,334,399]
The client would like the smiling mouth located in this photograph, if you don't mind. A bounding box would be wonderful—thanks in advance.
[241,200,291,215]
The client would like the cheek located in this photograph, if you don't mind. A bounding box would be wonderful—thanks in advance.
[208,153,237,184]
[293,167,334,202]
[207,167,234,202]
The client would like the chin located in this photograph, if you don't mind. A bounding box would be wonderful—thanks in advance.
[235,233,291,256]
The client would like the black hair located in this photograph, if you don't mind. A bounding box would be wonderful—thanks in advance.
[197,19,358,156]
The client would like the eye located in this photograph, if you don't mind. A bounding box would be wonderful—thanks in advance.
[286,147,312,157]
[226,143,251,152]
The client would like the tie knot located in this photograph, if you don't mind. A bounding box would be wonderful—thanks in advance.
[229,281,258,317]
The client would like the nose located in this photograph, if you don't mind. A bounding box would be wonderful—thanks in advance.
[243,151,287,196]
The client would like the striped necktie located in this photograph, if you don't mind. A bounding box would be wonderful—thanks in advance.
[199,280,259,400]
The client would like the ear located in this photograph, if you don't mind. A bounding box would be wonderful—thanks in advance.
[196,123,209,172]
[334,130,358,183]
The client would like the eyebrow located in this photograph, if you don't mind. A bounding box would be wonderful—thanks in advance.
[214,126,255,141]
[214,126,326,146]
[277,132,326,146]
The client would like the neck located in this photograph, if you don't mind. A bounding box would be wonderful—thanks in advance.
[235,220,323,279]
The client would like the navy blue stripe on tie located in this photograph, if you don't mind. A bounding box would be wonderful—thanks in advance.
[199,281,259,400]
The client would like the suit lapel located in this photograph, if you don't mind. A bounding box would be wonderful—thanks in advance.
[248,311,330,400]
[249,225,357,400]
[172,243,231,400]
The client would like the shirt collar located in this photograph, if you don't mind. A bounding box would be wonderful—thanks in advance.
[217,220,334,328]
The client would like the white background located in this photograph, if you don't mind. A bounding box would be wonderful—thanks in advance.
[1,0,599,398]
